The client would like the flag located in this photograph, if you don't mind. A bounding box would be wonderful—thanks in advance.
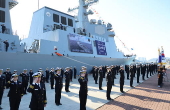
[161,46,165,60]
[158,48,162,65]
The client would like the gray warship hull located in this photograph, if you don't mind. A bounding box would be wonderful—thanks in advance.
[0,52,134,73]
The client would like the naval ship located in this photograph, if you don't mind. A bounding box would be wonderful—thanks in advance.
[0,0,135,73]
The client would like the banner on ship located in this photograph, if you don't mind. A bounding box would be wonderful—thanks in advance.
[68,33,93,54]
[95,40,107,55]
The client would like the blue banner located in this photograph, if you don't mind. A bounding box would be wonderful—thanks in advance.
[95,40,107,55]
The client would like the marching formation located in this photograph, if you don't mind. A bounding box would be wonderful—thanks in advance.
[0,62,165,110]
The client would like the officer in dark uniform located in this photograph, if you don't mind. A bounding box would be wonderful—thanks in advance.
[19,69,29,94]
[1,24,6,33]
[69,67,73,82]
[130,65,134,87]
[78,70,88,110]
[38,68,46,84]
[6,74,24,110]
[141,64,146,80]
[0,69,5,109]
[3,40,9,52]
[74,66,77,79]
[12,70,17,75]
[45,68,49,83]
[146,64,149,78]
[64,67,71,92]
[27,72,47,110]
[106,67,113,100]
[29,69,34,84]
[111,65,115,85]
[54,68,63,106]
[136,65,140,83]
[82,66,88,82]
[94,66,98,84]
[3,68,11,87]
[49,68,55,89]
[119,66,125,93]
[98,66,103,90]
[61,68,64,78]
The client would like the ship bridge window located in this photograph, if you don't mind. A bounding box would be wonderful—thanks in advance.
[0,10,5,23]
[61,16,67,25]
[53,14,59,23]
[0,0,5,8]
[68,18,73,27]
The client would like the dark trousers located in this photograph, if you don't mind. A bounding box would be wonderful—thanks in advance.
[94,75,98,84]
[142,72,145,80]
[120,83,124,92]
[2,29,5,33]
[46,75,49,82]
[137,73,140,83]
[158,75,163,86]
[130,76,133,87]
[55,88,62,104]
[106,84,112,99]
[127,72,129,79]
[103,72,105,78]
[74,72,76,79]
[22,82,28,94]
[70,73,73,81]
[30,77,33,84]
[99,77,103,89]
[146,71,149,78]
[9,96,21,110]
[79,92,87,110]
[112,77,115,85]
[5,46,8,52]
[65,80,70,91]
[50,79,54,89]
[0,91,3,105]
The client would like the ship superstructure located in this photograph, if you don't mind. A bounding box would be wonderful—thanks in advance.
[0,0,135,73]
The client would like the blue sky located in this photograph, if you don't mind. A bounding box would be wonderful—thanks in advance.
[10,0,170,60]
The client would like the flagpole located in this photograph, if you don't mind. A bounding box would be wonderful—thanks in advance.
[38,0,39,9]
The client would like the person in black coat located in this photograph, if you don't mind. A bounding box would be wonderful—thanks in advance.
[78,70,88,110]
[106,67,113,100]
[119,66,125,93]
[61,68,64,78]
[111,65,115,85]
[146,64,150,78]
[19,69,29,94]
[69,67,73,82]
[81,66,88,82]
[27,72,47,110]
[125,65,130,79]
[29,69,34,84]
[3,68,11,87]
[3,40,9,52]
[38,69,46,84]
[6,74,24,110]
[64,67,71,92]
[157,66,164,88]
[94,66,98,84]
[1,24,6,33]
[98,66,103,90]
[49,68,55,89]
[141,64,146,80]
[74,67,77,79]
[54,68,63,106]
[136,65,140,83]
[0,69,5,109]
[130,66,134,87]
[45,68,49,83]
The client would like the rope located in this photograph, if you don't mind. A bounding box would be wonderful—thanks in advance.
[62,56,94,67]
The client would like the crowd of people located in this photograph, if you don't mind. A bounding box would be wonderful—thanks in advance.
[0,62,166,110]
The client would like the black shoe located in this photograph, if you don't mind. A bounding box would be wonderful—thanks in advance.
[0,106,3,109]
[130,86,134,87]
[95,83,98,84]
[66,90,70,92]
[121,91,124,93]
[51,88,54,89]
[59,103,62,105]
[107,98,113,100]
[56,104,59,106]
[99,88,103,90]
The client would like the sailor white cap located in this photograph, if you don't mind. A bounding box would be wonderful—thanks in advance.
[12,74,18,77]
[55,67,61,71]
[80,70,86,74]
[23,69,27,71]
[6,68,10,70]
[65,67,70,69]
[107,66,111,69]
[39,68,42,70]
[32,72,41,77]
[14,70,17,72]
